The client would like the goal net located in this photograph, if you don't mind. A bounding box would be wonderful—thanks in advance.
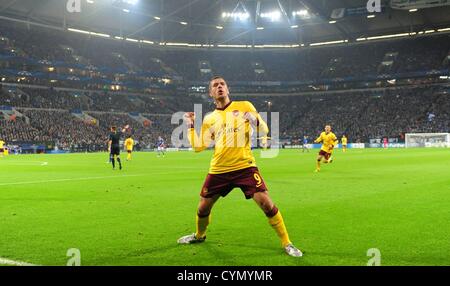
[405,133,450,148]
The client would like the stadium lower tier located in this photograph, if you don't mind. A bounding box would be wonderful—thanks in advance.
[0,84,449,150]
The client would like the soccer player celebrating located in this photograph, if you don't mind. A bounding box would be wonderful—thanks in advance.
[341,135,348,153]
[314,125,338,172]
[108,125,128,170]
[124,135,134,161]
[177,76,302,257]
[156,136,166,157]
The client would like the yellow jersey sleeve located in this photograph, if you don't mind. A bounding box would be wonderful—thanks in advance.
[314,132,324,143]
[332,133,338,146]
[188,115,214,153]
[246,101,269,135]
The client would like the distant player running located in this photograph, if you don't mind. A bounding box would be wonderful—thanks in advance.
[108,125,128,170]
[124,135,134,161]
[156,136,166,157]
[341,135,348,153]
[314,125,338,172]
[177,76,302,257]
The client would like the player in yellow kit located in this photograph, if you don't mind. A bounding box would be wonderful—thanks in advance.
[0,139,5,158]
[314,125,338,172]
[124,135,134,161]
[177,76,302,257]
[341,135,348,153]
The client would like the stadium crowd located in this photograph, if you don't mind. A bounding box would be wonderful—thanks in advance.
[3,83,448,150]
[1,21,449,86]
[0,21,449,151]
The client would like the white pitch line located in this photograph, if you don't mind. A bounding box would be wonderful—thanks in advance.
[0,161,48,166]
[0,170,198,187]
[0,174,144,187]
[0,257,38,266]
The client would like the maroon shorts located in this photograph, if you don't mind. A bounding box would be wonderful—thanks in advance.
[318,150,331,160]
[201,167,268,200]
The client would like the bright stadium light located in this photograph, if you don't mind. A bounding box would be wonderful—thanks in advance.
[291,25,299,29]
[329,20,337,24]
[256,27,264,30]
[292,10,309,17]
[260,11,281,22]
[216,26,223,30]
[367,14,376,18]
[122,0,138,5]
[180,21,188,25]
[86,0,94,4]
[221,12,250,21]
[154,16,160,20]
[122,9,130,13]
[409,8,418,12]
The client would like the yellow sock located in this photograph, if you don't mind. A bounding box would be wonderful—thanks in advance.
[316,161,320,170]
[127,153,131,160]
[195,213,210,238]
[268,211,291,247]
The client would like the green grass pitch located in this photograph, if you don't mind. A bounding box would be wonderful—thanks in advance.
[0,148,449,266]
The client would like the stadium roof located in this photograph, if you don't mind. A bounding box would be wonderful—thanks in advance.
[0,0,450,45]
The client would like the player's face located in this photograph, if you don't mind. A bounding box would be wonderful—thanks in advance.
[325,125,331,133]
[209,78,229,100]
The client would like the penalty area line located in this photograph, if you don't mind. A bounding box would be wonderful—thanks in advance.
[0,257,38,266]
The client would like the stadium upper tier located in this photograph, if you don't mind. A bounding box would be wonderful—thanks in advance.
[0,21,449,94]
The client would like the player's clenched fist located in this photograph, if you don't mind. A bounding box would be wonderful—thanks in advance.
[243,111,257,125]
[184,112,195,127]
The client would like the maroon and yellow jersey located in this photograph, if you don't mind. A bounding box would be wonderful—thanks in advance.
[188,101,269,174]
[314,131,338,153]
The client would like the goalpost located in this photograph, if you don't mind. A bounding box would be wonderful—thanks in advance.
[405,133,450,148]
